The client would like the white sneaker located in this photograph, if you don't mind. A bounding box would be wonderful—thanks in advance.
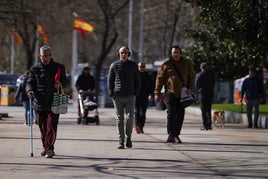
[45,150,55,158]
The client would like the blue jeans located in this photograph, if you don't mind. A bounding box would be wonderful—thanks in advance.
[112,95,136,145]
[246,98,260,127]
[22,101,37,124]
[22,101,30,124]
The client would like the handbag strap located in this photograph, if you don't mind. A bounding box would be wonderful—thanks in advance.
[56,83,65,94]
[169,59,186,87]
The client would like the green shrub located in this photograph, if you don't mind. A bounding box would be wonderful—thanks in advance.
[192,103,268,115]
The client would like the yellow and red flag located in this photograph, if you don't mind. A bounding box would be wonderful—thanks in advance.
[74,18,94,35]
[12,29,23,44]
[38,24,49,43]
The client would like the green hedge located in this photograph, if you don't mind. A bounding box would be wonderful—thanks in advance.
[192,103,268,115]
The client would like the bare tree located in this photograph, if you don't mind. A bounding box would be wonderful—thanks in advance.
[94,0,129,96]
[0,0,39,70]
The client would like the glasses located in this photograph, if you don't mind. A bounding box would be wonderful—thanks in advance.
[139,66,145,68]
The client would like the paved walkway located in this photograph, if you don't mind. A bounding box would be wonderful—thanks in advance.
[0,102,267,179]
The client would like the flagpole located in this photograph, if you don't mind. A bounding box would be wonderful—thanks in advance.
[139,0,144,62]
[71,29,78,99]
[128,0,134,59]
[10,35,15,74]
[34,25,39,65]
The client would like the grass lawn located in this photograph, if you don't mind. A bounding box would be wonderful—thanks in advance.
[192,103,268,116]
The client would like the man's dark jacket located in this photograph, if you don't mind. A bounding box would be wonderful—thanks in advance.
[26,59,67,111]
[136,72,154,106]
[107,59,141,97]
[195,70,215,98]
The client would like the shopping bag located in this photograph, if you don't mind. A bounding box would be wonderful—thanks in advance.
[51,84,69,114]
[180,87,196,108]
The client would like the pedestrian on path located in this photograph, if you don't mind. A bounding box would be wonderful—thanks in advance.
[135,62,154,134]
[107,46,141,149]
[75,66,95,117]
[195,62,215,130]
[154,45,195,143]
[240,67,264,128]
[14,70,32,125]
[26,46,67,158]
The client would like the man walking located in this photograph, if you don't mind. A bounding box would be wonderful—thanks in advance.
[155,45,195,143]
[240,67,264,128]
[26,46,67,158]
[107,46,141,149]
[135,62,154,134]
[195,62,215,130]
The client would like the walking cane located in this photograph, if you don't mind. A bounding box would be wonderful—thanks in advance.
[29,98,34,157]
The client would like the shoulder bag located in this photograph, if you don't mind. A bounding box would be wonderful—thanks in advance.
[169,60,196,108]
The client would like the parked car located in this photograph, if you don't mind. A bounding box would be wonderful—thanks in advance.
[0,73,18,86]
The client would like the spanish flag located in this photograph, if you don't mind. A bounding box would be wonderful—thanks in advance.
[74,18,94,35]
[38,24,49,43]
[12,29,23,44]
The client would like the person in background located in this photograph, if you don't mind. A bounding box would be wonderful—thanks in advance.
[195,62,215,130]
[107,46,141,149]
[26,46,67,158]
[135,62,154,134]
[75,66,95,116]
[240,67,264,128]
[75,66,95,94]
[154,45,195,143]
[15,70,31,125]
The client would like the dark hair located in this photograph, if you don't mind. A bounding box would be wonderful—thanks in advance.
[168,45,182,56]
[249,67,256,72]
[83,67,90,71]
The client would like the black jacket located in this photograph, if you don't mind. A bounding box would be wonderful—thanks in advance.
[107,59,141,97]
[75,73,95,91]
[26,59,67,111]
[195,70,215,98]
[136,72,154,106]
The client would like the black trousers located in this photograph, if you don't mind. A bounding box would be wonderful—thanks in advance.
[165,93,185,136]
[199,95,213,129]
[135,104,148,129]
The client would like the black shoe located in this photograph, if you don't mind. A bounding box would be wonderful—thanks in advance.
[126,137,132,148]
[200,127,208,131]
[117,145,124,149]
[248,125,252,128]
[207,126,213,130]
[40,150,46,156]
[166,135,174,143]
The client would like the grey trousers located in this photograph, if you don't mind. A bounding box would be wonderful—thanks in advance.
[112,95,136,145]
